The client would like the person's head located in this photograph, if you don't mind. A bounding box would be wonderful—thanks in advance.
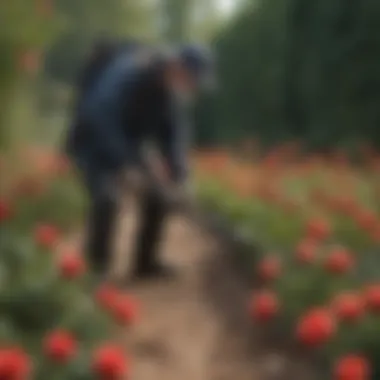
[164,44,215,105]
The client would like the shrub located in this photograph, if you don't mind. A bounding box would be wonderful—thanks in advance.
[0,149,132,380]
[196,149,380,379]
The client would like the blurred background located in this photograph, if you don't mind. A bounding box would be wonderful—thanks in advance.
[3,1,380,380]
[3,0,380,152]
[1,0,241,149]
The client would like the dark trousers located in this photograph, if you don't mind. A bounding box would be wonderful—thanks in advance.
[86,186,167,275]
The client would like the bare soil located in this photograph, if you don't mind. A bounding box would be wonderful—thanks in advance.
[109,199,318,380]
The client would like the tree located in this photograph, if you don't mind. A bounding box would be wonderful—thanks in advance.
[208,0,380,149]
[161,0,191,42]
[0,151,133,380]
[0,0,56,149]
[161,0,225,43]
[44,0,158,84]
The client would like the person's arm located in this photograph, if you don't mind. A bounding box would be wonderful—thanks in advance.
[157,107,190,185]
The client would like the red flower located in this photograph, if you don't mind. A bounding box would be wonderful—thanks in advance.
[112,295,139,326]
[92,345,129,380]
[335,196,357,216]
[96,285,120,311]
[248,290,279,323]
[257,256,281,282]
[332,292,365,323]
[36,0,54,18]
[334,355,370,380]
[257,185,279,203]
[354,209,377,232]
[0,347,32,380]
[325,247,354,275]
[310,189,327,204]
[297,308,336,347]
[364,284,380,313]
[371,224,380,243]
[59,253,86,279]
[15,178,44,197]
[35,224,60,249]
[295,240,317,264]
[306,218,331,241]
[51,155,71,176]
[19,49,40,75]
[0,199,12,223]
[43,330,77,364]
[282,199,298,214]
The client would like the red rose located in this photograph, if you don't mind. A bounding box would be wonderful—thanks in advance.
[112,295,139,326]
[325,247,354,275]
[257,256,281,282]
[332,292,365,323]
[43,330,77,364]
[297,308,336,347]
[0,347,32,380]
[295,240,317,264]
[35,224,60,249]
[306,218,331,241]
[59,253,86,279]
[364,284,380,313]
[92,345,129,380]
[249,290,279,323]
[0,199,12,223]
[96,285,120,311]
[334,355,370,380]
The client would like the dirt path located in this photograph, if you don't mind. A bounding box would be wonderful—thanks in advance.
[111,201,317,380]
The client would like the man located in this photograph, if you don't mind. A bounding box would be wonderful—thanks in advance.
[66,42,214,281]
[66,38,140,160]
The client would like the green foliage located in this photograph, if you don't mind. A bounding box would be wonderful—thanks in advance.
[0,150,130,379]
[44,0,158,84]
[44,0,226,84]
[202,0,380,148]
[0,225,114,378]
[14,175,86,234]
[163,0,223,43]
[197,165,380,378]
[0,0,58,149]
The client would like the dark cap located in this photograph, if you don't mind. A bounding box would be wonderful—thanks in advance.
[178,44,215,90]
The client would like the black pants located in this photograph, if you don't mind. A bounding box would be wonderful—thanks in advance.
[86,187,167,275]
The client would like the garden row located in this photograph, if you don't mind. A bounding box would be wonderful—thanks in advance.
[0,147,138,380]
[195,148,380,380]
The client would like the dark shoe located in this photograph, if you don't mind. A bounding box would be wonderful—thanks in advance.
[133,262,178,281]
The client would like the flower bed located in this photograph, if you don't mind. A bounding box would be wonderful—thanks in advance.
[0,148,138,380]
[196,150,380,380]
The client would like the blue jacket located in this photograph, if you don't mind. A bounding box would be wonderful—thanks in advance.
[66,50,189,193]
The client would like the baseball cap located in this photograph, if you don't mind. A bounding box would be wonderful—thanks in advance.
[178,44,216,90]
